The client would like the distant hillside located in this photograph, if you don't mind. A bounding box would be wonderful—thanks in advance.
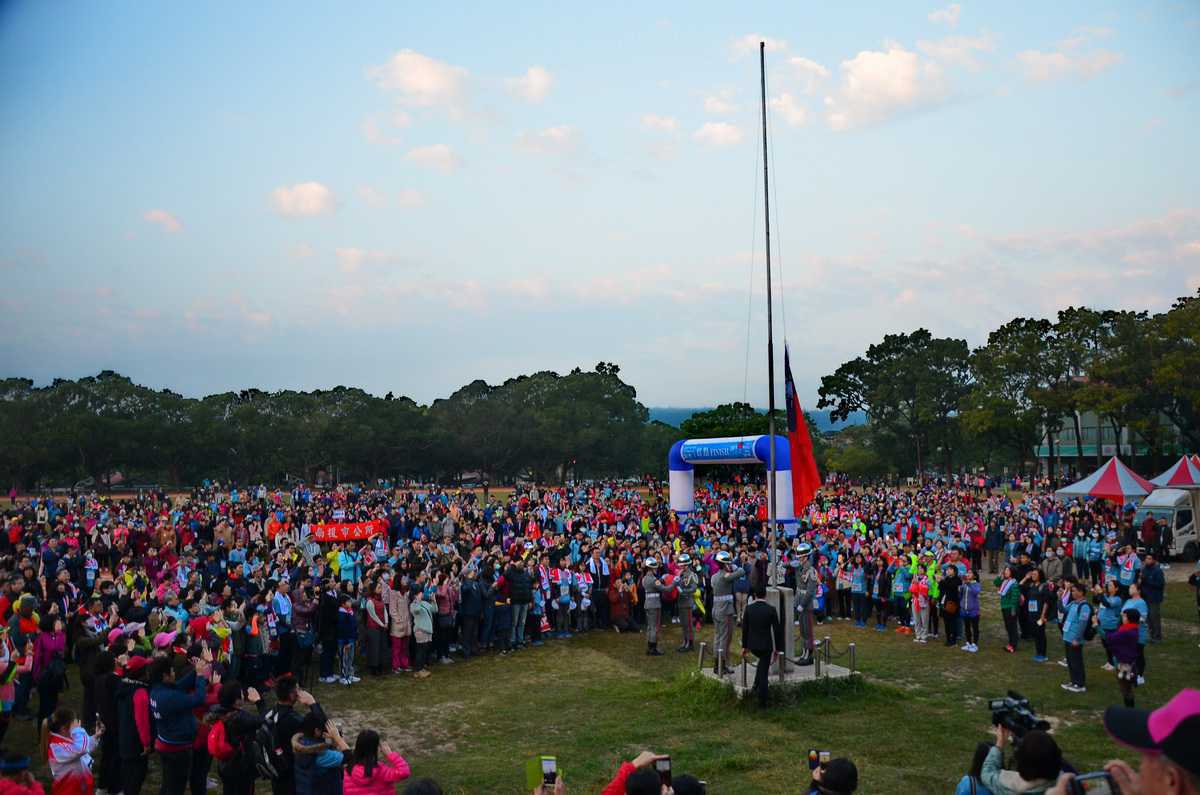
[648,407,866,433]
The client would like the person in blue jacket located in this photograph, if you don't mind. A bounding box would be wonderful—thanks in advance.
[1121,582,1150,685]
[149,652,213,795]
[292,710,351,795]
[1060,581,1092,693]
[1094,579,1124,669]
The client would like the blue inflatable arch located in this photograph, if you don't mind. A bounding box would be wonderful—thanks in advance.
[667,435,795,522]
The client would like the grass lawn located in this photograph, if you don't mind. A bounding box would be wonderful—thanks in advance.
[9,579,1198,793]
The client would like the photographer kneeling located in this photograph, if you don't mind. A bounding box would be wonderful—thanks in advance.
[982,725,1063,795]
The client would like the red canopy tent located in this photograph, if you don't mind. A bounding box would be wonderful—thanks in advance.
[1150,455,1200,487]
[1192,454,1200,470]
[1055,456,1155,503]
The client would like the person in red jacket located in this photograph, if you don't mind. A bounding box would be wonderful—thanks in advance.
[602,750,671,795]
[0,753,43,795]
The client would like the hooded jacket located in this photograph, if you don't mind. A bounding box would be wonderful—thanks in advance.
[292,734,346,795]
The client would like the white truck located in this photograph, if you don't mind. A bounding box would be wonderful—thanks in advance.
[1133,487,1200,561]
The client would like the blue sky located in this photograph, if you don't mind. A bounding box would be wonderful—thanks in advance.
[1,1,1197,408]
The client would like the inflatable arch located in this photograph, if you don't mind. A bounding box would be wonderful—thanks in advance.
[667,435,795,523]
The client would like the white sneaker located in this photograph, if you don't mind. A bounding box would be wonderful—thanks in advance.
[960,643,971,650]
[1137,676,1145,685]
[340,677,351,685]
[319,675,337,683]
[349,675,362,683]
[1057,659,1069,667]
[1101,663,1115,671]
[968,645,978,653]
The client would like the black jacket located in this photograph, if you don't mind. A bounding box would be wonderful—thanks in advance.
[741,599,783,655]
[317,590,340,641]
[506,567,533,604]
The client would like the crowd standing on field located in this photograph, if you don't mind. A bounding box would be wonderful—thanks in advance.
[0,474,1194,794]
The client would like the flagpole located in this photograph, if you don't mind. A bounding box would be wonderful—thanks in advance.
[760,41,778,580]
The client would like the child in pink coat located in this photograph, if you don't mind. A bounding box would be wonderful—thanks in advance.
[343,730,410,795]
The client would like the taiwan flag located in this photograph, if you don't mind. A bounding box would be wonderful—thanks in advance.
[784,345,822,515]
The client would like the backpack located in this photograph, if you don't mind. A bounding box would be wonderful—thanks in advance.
[211,714,258,780]
[253,708,281,781]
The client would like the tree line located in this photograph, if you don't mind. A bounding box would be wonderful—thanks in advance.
[0,363,680,489]
[816,290,1199,478]
[3,291,1194,489]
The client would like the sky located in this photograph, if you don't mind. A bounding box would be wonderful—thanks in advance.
[1,1,1198,409]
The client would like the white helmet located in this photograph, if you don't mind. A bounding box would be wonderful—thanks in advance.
[715,550,733,564]
[644,556,659,569]
[677,553,692,565]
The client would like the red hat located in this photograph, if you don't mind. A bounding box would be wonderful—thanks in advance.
[1104,688,1200,776]
[124,656,149,675]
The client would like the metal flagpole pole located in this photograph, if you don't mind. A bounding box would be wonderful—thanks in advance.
[760,41,778,580]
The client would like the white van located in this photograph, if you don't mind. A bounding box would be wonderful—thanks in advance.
[1133,488,1199,561]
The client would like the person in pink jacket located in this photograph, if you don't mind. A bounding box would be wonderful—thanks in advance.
[343,730,411,794]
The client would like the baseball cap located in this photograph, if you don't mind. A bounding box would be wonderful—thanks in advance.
[1103,688,1200,776]
[124,656,149,675]
[153,630,179,649]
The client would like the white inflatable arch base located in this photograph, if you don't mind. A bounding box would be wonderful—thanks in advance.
[667,435,795,522]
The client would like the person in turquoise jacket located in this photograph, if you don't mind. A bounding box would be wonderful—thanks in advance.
[1061,581,1092,692]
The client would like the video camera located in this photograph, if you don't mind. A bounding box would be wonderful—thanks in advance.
[988,690,1050,737]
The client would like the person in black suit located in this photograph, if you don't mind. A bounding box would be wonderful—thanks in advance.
[741,584,784,708]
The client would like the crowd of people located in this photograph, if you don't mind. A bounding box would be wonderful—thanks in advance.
[0,473,1194,794]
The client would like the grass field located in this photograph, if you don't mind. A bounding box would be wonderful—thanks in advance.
[10,578,1197,794]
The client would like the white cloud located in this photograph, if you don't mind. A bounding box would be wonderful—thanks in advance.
[404,144,461,172]
[505,66,554,102]
[1016,48,1123,82]
[917,32,996,69]
[396,188,426,208]
[769,92,808,127]
[1017,26,1122,82]
[358,185,387,208]
[693,122,743,147]
[272,182,335,217]
[928,3,961,27]
[367,49,468,114]
[142,209,182,233]
[641,114,679,132]
[825,44,948,131]
[516,125,582,155]
[786,57,831,94]
[703,94,737,114]
[732,34,787,57]
[335,247,401,274]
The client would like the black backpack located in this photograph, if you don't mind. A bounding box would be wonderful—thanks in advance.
[253,708,282,781]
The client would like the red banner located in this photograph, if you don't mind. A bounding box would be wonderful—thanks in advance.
[309,520,386,542]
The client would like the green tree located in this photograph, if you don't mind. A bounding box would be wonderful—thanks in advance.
[817,329,971,474]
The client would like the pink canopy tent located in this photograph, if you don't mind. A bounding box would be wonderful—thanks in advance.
[1150,455,1200,487]
[1056,456,1155,503]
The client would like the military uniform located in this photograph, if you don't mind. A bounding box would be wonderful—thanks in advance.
[711,562,743,673]
[794,557,819,662]
[674,566,700,651]
[642,569,669,655]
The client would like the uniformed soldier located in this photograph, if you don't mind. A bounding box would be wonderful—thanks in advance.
[793,542,818,665]
[674,553,700,653]
[641,557,670,656]
[711,550,744,675]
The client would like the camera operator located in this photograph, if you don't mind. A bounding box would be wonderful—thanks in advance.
[982,725,1062,795]
[1046,688,1200,795]
[807,757,858,795]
